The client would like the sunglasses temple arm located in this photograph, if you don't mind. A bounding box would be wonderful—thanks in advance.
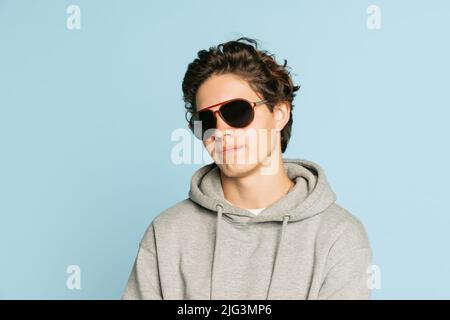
[255,99,269,106]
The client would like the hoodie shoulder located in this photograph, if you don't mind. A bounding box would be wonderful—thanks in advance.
[139,198,207,249]
[153,198,199,223]
[317,203,372,253]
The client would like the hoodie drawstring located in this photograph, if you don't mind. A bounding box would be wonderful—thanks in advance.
[266,213,291,299]
[210,203,291,300]
[210,203,224,300]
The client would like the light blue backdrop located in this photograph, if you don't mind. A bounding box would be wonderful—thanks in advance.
[1,0,449,299]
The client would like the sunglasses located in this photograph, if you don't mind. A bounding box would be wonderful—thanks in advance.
[187,98,269,141]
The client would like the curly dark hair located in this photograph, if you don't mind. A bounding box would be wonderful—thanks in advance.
[182,37,300,153]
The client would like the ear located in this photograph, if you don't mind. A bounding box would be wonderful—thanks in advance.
[273,101,291,132]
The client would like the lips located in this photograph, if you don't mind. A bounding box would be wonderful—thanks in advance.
[222,145,244,154]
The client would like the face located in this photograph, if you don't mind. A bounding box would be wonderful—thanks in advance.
[195,73,289,178]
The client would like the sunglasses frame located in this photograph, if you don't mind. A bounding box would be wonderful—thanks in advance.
[187,97,269,135]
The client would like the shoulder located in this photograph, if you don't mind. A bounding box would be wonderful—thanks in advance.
[316,203,371,252]
[152,198,213,228]
[139,198,209,248]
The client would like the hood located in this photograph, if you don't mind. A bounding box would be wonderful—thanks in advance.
[187,158,337,300]
[188,158,336,224]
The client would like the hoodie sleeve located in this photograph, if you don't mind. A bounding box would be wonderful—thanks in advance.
[318,218,373,300]
[122,223,162,300]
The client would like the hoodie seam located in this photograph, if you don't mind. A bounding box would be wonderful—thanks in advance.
[322,246,372,283]
[137,241,164,299]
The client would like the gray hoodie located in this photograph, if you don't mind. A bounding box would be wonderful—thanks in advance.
[122,158,372,300]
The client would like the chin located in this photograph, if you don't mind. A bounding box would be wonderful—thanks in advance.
[216,161,262,178]
[211,145,274,178]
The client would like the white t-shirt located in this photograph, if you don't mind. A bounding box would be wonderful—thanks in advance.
[224,199,265,216]
[246,207,266,215]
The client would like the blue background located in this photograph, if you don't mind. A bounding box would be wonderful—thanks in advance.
[1,0,449,299]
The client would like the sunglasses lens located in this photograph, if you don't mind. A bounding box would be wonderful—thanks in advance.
[189,99,258,140]
[220,100,254,127]
[190,111,216,140]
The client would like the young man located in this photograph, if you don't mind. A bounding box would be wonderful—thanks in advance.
[122,37,372,300]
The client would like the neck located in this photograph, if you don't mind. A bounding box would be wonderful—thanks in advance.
[220,149,294,209]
